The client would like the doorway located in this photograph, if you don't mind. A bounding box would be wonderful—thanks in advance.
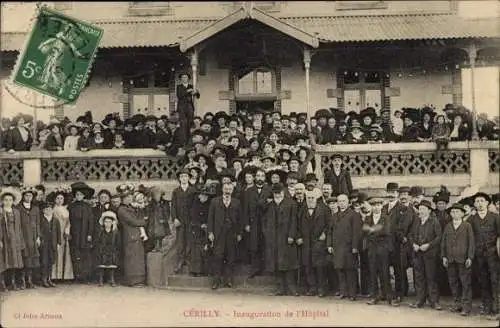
[236,100,275,113]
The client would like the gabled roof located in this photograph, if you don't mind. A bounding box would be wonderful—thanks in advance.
[178,6,320,52]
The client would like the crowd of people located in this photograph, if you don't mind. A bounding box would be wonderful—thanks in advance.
[0,73,499,322]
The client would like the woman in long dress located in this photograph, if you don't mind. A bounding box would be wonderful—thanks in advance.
[49,190,74,281]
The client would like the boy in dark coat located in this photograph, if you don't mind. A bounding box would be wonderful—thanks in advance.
[441,203,475,316]
[297,191,329,297]
[39,202,61,288]
[409,200,443,310]
[468,192,500,316]
[171,169,197,274]
[324,153,353,197]
[262,183,299,296]
[364,198,397,306]
[207,182,242,289]
[95,211,121,287]
[329,194,362,301]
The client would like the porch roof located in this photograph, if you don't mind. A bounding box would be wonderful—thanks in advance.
[1,13,499,52]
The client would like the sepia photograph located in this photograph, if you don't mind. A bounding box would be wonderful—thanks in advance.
[0,1,499,327]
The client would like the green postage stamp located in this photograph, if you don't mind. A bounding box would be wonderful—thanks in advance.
[11,6,103,104]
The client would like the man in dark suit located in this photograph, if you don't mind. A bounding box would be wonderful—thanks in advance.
[176,73,200,142]
[468,192,500,317]
[364,198,397,306]
[242,168,272,278]
[409,200,443,310]
[324,154,353,197]
[165,117,185,156]
[329,193,362,301]
[207,182,242,289]
[262,183,299,296]
[297,191,329,297]
[383,183,415,303]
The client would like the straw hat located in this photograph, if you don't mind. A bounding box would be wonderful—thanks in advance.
[0,186,22,205]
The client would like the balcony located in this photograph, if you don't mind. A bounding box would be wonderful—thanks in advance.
[1,141,498,199]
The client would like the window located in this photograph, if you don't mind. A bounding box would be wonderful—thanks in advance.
[128,1,172,16]
[232,1,281,12]
[236,68,275,96]
[129,72,170,116]
[336,1,388,11]
[342,69,384,113]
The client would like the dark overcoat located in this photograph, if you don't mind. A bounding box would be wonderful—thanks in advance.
[242,184,273,252]
[262,198,299,272]
[383,202,415,268]
[207,196,241,260]
[5,127,33,151]
[189,197,210,273]
[176,84,200,114]
[146,200,171,240]
[117,204,147,285]
[0,209,25,270]
[297,205,329,267]
[18,204,41,268]
[408,216,442,259]
[171,185,196,227]
[330,208,362,269]
[324,168,353,197]
[364,213,393,253]
[68,200,95,251]
[39,216,61,267]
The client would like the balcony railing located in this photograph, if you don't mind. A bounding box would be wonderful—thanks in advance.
[0,141,498,198]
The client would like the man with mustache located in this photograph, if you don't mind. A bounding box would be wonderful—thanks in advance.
[242,168,272,278]
[383,183,415,305]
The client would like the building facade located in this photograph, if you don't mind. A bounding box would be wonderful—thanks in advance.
[1,1,499,122]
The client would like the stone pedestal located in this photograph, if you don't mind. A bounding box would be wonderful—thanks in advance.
[23,159,41,185]
[147,252,165,288]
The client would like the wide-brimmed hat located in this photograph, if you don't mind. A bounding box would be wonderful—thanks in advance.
[177,168,191,179]
[116,183,135,198]
[71,182,95,199]
[458,196,475,208]
[492,193,500,204]
[19,185,38,197]
[448,203,466,213]
[304,173,318,183]
[472,192,491,203]
[219,169,236,182]
[46,188,72,205]
[0,187,22,204]
[266,167,288,184]
[99,210,118,228]
[272,182,285,193]
[398,186,411,194]
[386,182,399,192]
[418,200,433,209]
[39,201,54,210]
[178,72,191,79]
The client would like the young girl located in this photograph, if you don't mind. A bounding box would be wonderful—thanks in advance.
[95,211,121,287]
[0,187,25,291]
[63,124,80,151]
[39,201,61,288]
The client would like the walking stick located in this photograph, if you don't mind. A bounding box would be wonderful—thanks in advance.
[62,236,67,280]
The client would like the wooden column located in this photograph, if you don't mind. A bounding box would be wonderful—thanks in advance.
[190,47,199,113]
[468,43,479,140]
[303,47,312,127]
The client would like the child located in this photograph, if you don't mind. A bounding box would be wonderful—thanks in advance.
[95,211,121,287]
[440,203,475,316]
[432,115,451,157]
[391,110,404,140]
[0,187,25,291]
[112,133,126,149]
[39,201,61,288]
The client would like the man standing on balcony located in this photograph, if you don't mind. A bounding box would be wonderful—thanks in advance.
[176,73,200,143]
